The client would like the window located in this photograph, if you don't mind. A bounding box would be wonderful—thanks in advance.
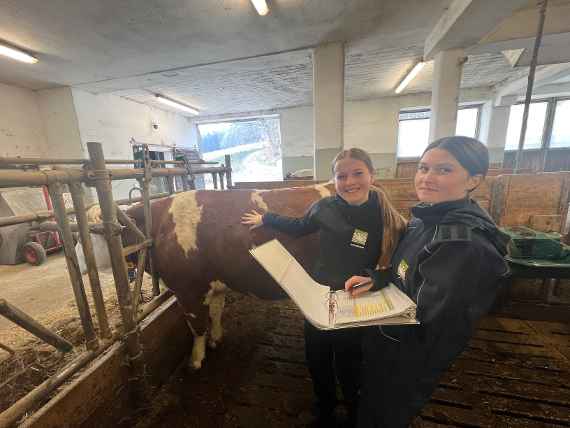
[549,99,570,149]
[456,108,479,138]
[397,110,430,158]
[504,102,548,150]
[197,116,282,186]
[397,106,480,158]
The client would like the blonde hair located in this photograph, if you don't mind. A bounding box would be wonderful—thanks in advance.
[331,148,375,175]
[371,185,407,269]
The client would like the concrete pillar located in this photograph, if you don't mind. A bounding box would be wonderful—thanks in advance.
[313,42,344,180]
[479,102,511,164]
[429,49,465,142]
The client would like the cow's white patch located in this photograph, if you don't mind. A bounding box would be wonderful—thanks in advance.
[204,280,228,349]
[314,183,332,199]
[169,192,203,255]
[250,191,268,212]
[190,335,206,370]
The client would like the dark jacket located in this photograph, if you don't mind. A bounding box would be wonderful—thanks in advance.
[263,191,383,290]
[359,198,510,428]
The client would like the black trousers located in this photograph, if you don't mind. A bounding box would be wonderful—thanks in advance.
[304,320,364,414]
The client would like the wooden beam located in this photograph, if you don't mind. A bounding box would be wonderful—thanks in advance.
[424,0,529,60]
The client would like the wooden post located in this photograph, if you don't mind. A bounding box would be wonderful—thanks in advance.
[48,181,99,351]
[87,142,149,403]
[225,154,233,188]
[69,181,112,339]
[139,146,160,296]
[0,299,73,352]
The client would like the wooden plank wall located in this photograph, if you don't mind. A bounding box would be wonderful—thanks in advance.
[503,148,570,172]
[376,177,495,219]
[395,159,524,179]
[489,172,570,229]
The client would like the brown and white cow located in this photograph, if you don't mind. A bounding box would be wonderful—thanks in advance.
[92,184,405,369]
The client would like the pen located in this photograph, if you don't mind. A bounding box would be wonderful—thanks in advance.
[350,278,373,291]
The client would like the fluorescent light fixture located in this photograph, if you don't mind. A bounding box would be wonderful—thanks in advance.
[395,61,425,94]
[250,0,269,16]
[0,43,38,64]
[156,95,199,115]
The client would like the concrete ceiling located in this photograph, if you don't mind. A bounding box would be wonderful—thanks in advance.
[0,0,563,117]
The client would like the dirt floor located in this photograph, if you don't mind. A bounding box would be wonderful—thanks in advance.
[0,252,116,345]
[2,255,570,427]
[0,251,154,416]
[116,293,570,428]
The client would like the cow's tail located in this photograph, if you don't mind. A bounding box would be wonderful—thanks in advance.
[373,185,407,270]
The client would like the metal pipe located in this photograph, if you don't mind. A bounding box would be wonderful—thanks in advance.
[0,167,189,188]
[139,147,160,296]
[116,205,147,242]
[0,157,89,166]
[122,239,152,257]
[69,181,112,339]
[48,182,99,351]
[0,211,54,227]
[514,0,548,172]
[132,249,148,313]
[0,157,142,166]
[0,299,73,352]
[86,142,149,403]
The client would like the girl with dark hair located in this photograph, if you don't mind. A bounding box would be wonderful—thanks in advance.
[242,148,406,427]
[346,136,510,428]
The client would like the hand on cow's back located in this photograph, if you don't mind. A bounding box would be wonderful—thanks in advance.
[241,209,264,230]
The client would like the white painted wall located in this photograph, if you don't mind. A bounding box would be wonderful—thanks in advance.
[37,87,83,158]
[72,89,195,157]
[0,83,48,157]
[280,106,313,157]
[344,97,400,154]
[71,89,196,199]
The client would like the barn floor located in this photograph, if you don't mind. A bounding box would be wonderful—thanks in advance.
[120,293,570,428]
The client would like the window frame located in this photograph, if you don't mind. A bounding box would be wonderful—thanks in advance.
[504,96,570,152]
[546,96,570,150]
[396,104,483,160]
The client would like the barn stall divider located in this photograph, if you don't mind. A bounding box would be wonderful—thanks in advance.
[0,143,232,427]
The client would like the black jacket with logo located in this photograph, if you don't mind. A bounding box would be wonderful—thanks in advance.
[263,191,383,291]
[359,198,510,428]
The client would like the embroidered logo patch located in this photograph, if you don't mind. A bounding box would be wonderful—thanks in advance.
[351,228,368,248]
[397,259,409,280]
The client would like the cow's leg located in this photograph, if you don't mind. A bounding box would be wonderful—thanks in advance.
[204,280,228,349]
[178,293,210,370]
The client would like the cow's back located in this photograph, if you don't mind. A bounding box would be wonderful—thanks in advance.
[128,186,332,300]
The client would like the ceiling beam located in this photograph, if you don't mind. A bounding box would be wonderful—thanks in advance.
[468,32,570,67]
[424,0,529,60]
[494,63,570,106]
